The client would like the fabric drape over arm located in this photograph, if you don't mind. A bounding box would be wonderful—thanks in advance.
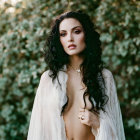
[27,71,50,140]
[91,69,125,140]
[27,70,67,140]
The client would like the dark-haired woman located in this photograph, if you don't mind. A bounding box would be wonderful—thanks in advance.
[27,11,125,140]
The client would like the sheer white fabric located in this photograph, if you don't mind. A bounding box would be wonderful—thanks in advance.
[27,67,125,140]
[91,69,125,140]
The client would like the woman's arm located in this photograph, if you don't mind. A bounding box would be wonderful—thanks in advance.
[27,71,49,140]
[92,69,125,140]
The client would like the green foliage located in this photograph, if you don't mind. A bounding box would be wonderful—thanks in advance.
[0,0,139,139]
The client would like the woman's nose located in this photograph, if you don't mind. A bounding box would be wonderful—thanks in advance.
[67,33,73,42]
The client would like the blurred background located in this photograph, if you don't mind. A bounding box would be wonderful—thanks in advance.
[0,0,140,139]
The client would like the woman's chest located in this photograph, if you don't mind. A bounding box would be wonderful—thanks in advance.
[65,73,92,111]
[63,79,94,140]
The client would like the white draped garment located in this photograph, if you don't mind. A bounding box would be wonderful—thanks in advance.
[27,67,126,140]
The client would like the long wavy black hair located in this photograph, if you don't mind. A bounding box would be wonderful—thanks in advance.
[44,11,108,114]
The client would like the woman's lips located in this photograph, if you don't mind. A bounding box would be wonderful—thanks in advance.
[68,44,76,49]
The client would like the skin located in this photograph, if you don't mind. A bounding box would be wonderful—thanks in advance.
[59,18,86,56]
[59,18,99,140]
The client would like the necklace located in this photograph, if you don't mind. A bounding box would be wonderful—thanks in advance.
[69,65,81,73]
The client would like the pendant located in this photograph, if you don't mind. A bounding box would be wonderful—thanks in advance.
[76,69,81,73]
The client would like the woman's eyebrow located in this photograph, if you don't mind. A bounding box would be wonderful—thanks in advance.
[60,26,82,32]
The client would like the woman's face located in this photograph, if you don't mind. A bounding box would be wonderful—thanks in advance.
[59,18,86,56]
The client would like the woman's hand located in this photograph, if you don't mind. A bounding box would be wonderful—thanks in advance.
[78,108,100,130]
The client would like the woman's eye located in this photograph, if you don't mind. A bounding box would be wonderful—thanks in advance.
[74,30,81,34]
[60,33,66,37]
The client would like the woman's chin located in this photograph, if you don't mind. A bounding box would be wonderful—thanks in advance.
[66,50,84,56]
[67,52,80,56]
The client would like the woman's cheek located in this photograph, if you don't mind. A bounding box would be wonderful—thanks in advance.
[60,38,66,48]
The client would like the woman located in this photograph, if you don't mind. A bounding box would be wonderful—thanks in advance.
[27,11,125,140]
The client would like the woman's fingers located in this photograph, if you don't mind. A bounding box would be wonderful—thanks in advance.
[79,108,85,112]
[78,112,84,118]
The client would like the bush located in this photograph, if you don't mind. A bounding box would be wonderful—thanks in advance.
[0,0,139,139]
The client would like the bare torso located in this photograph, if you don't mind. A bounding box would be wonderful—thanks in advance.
[63,70,95,140]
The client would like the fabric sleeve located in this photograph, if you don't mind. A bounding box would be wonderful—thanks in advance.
[27,71,49,140]
[27,70,68,140]
[91,70,126,140]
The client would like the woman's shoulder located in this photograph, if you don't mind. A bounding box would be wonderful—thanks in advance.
[102,68,113,79]
[40,70,52,82]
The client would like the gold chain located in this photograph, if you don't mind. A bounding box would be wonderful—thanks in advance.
[69,65,81,73]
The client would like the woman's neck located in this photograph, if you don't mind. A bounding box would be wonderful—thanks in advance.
[68,55,84,69]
